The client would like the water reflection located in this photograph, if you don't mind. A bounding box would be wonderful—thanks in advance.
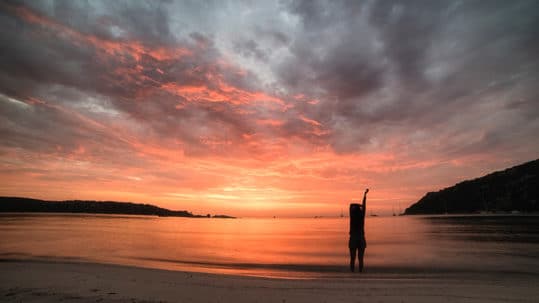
[422,215,539,243]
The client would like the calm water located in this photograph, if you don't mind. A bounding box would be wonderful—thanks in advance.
[1,213,538,278]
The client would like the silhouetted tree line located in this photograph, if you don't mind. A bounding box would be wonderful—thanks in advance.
[0,197,195,217]
[405,159,539,215]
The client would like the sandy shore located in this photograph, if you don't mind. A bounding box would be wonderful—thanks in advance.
[1,260,537,302]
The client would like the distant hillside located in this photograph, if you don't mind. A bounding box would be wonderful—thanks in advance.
[0,197,235,218]
[405,159,539,215]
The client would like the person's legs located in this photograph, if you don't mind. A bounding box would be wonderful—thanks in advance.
[349,247,357,272]
[358,246,365,272]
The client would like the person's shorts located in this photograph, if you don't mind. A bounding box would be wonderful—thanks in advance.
[348,236,367,249]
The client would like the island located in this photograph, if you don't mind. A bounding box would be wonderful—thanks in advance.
[405,159,538,215]
[0,197,235,218]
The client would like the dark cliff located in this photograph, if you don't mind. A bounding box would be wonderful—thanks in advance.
[405,159,539,215]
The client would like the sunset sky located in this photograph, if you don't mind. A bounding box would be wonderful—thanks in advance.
[0,1,538,217]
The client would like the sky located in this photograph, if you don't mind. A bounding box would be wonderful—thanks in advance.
[0,0,538,217]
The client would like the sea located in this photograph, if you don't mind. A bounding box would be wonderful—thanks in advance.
[1,213,538,279]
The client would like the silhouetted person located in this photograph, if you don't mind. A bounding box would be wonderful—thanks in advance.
[349,188,368,272]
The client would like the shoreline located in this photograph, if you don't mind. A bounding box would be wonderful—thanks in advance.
[5,254,539,280]
[1,259,538,302]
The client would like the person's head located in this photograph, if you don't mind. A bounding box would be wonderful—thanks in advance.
[350,203,362,216]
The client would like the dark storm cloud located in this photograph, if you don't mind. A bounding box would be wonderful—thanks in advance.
[369,1,470,85]
[253,27,290,47]
[0,1,236,102]
[0,92,140,168]
[277,0,539,157]
[0,0,538,165]
[0,1,158,99]
[233,39,268,61]
[0,0,291,158]
[25,0,175,45]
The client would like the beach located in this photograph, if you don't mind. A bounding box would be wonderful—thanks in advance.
[1,259,538,303]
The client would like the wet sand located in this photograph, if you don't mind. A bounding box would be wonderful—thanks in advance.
[1,260,537,302]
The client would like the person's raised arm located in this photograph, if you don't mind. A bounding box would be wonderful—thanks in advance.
[361,189,369,216]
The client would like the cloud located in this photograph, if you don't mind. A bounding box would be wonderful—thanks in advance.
[1,1,307,157]
[0,0,538,215]
[274,0,539,157]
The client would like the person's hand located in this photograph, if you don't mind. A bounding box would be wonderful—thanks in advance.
[364,188,369,195]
